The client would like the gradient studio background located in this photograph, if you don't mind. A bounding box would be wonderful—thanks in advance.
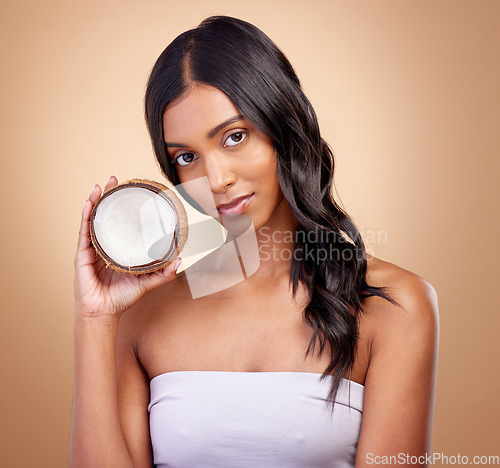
[1,0,499,466]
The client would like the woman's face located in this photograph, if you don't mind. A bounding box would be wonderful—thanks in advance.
[162,83,284,231]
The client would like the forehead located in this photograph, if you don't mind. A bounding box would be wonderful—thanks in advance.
[162,84,241,139]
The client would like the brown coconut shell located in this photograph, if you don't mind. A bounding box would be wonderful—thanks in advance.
[89,178,188,275]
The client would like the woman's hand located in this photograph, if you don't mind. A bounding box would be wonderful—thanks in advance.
[74,176,181,319]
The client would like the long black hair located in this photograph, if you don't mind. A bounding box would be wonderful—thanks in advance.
[144,15,401,411]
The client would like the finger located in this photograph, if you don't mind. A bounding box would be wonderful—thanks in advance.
[89,183,102,205]
[76,184,102,254]
[103,175,118,193]
[76,198,93,253]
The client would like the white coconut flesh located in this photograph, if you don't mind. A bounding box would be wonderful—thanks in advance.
[93,187,177,267]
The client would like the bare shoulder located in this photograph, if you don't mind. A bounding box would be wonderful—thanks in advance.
[363,256,440,348]
[355,257,440,456]
[365,255,439,315]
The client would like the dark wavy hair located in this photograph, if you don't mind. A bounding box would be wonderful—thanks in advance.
[144,15,401,411]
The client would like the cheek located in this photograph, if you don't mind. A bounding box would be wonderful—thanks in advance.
[241,146,278,186]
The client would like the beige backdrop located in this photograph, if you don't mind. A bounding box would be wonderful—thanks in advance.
[1,0,499,466]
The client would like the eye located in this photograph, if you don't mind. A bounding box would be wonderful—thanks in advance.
[174,152,199,167]
[224,131,247,147]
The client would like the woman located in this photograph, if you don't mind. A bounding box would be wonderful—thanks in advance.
[70,15,439,468]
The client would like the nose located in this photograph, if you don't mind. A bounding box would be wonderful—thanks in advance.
[203,152,236,193]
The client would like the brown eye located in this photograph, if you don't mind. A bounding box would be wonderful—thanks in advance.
[225,131,247,147]
[175,152,199,166]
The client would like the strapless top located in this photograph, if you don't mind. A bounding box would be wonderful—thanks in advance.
[148,371,364,467]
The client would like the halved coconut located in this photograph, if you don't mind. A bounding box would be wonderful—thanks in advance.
[89,179,188,275]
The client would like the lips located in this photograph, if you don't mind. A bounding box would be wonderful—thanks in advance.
[216,194,254,216]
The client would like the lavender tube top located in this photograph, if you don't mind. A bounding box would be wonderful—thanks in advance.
[148,371,364,467]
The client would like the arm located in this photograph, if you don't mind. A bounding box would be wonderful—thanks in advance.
[116,310,155,467]
[70,308,155,468]
[355,274,439,467]
[69,316,135,468]
[69,177,179,467]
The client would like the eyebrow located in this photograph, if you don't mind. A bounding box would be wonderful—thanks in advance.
[164,114,244,148]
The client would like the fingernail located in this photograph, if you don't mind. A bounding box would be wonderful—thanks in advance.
[107,176,112,184]
[83,199,88,208]
[174,258,182,272]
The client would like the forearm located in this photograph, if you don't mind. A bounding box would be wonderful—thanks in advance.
[69,314,133,468]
